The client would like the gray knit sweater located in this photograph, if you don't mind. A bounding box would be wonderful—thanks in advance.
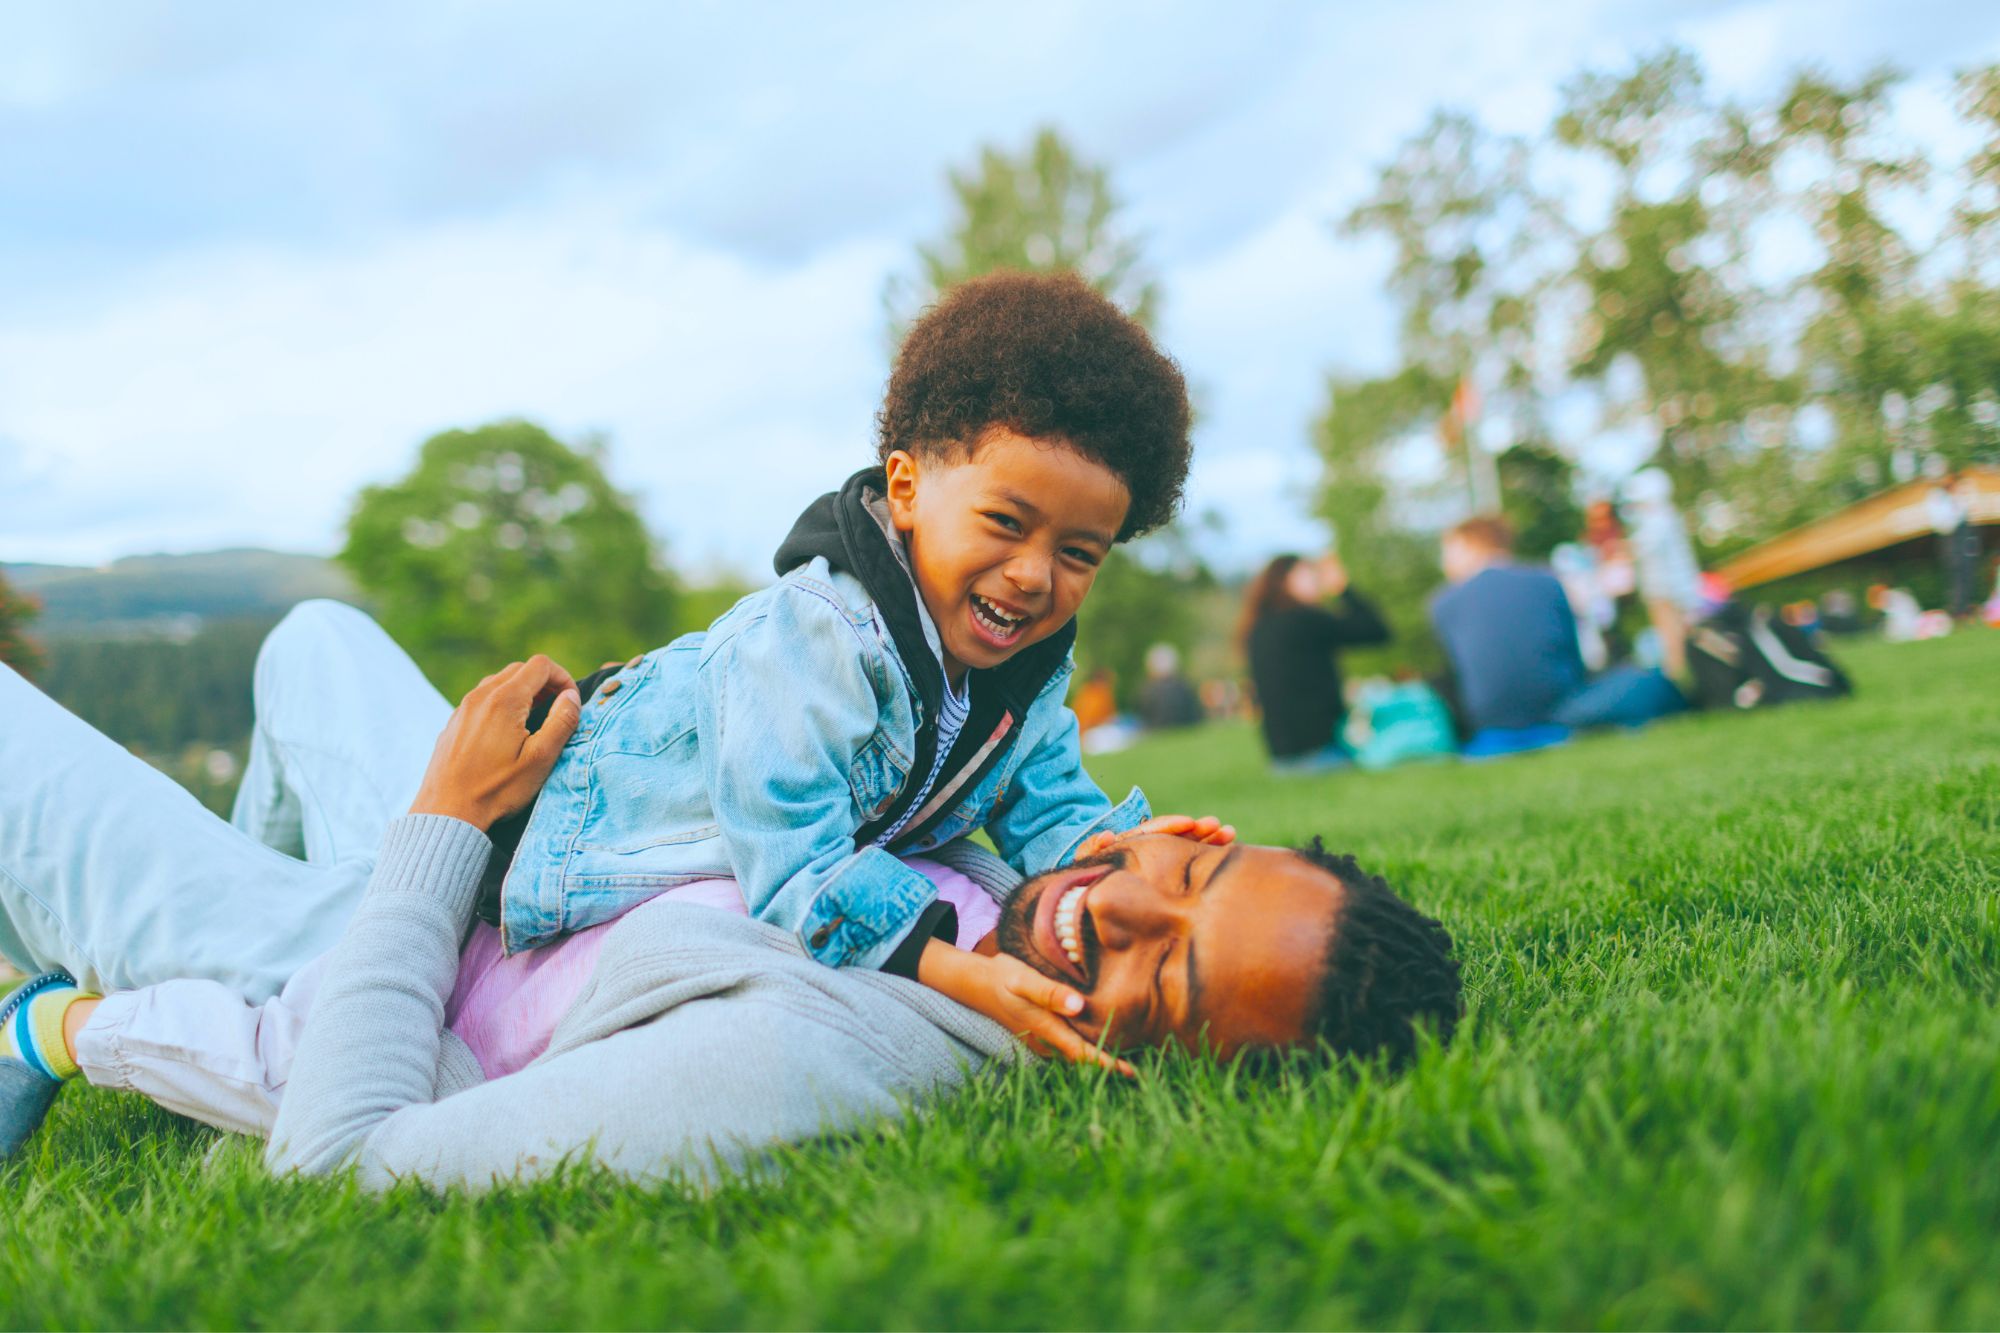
[267,816,1022,1190]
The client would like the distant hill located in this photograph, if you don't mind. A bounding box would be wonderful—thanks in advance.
[4,549,360,638]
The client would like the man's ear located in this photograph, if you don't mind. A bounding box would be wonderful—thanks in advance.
[883,449,921,534]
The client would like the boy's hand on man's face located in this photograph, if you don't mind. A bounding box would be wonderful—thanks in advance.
[917,941,1135,1077]
[1074,814,1236,862]
[409,655,582,832]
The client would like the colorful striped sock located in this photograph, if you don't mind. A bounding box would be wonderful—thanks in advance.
[4,975,90,1081]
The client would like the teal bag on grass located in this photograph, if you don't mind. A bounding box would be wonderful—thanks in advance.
[1349,681,1458,771]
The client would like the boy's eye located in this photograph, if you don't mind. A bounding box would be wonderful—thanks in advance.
[984,512,1023,533]
[1063,547,1103,567]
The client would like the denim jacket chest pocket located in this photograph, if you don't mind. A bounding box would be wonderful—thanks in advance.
[848,733,909,825]
[572,650,718,854]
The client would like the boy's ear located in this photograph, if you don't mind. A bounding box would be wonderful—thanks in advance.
[883,449,921,533]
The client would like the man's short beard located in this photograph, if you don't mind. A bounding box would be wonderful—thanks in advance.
[993,847,1128,979]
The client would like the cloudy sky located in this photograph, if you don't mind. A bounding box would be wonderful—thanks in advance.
[5,0,1998,575]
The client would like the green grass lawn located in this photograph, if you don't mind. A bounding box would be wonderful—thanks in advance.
[5,632,1998,1329]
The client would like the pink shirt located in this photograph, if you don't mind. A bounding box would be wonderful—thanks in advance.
[442,858,1001,1079]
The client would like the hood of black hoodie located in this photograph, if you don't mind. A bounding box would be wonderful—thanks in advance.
[773,466,1078,721]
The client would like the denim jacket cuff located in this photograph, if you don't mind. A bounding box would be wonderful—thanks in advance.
[879,900,960,979]
[1058,787,1151,866]
[799,848,940,970]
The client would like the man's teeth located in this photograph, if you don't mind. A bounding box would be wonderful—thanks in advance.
[972,595,1026,636]
[1053,883,1088,968]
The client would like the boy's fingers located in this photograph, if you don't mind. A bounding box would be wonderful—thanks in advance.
[1012,1014,1135,1077]
[1012,973,1084,1016]
[1042,1023,1135,1076]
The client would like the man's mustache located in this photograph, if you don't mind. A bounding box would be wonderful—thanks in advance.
[995,845,1130,971]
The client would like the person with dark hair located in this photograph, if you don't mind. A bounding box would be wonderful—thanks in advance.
[1,609,1461,1177]
[1432,516,1684,757]
[1291,838,1462,1066]
[1241,553,1389,772]
[1928,473,1983,621]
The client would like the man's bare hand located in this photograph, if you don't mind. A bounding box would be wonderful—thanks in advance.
[408,655,582,832]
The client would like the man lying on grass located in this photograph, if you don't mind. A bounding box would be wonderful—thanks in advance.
[1,605,1461,1189]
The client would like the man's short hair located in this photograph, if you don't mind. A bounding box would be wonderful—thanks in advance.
[1445,514,1515,555]
[1296,840,1462,1067]
[877,271,1193,542]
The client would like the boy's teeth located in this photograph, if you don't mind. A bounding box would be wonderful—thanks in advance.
[973,595,1025,631]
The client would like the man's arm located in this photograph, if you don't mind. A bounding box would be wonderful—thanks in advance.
[1304,557,1391,648]
[268,657,576,1178]
[268,810,960,1186]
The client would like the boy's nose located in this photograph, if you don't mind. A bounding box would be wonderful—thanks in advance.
[1004,552,1052,597]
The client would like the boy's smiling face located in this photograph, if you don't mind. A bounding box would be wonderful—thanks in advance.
[885,429,1131,683]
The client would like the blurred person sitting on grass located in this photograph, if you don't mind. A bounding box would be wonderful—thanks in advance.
[0,602,1463,1185]
[1135,642,1205,731]
[1432,516,1686,758]
[1241,553,1390,774]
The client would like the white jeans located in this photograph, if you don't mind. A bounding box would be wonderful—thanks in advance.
[0,600,451,1134]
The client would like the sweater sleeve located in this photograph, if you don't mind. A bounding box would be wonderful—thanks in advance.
[264,816,985,1191]
[265,814,490,1179]
[1308,590,1391,647]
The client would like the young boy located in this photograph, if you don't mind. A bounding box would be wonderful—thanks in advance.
[481,271,1224,1063]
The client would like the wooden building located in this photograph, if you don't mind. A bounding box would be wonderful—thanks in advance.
[1714,466,2000,591]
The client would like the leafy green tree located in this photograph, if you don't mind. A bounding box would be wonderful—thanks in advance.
[1496,443,1583,560]
[1314,366,1454,670]
[1316,112,1558,666]
[1325,46,2000,581]
[340,420,678,698]
[1554,48,1792,524]
[1343,110,1553,393]
[1950,64,2000,281]
[0,568,42,679]
[892,127,1203,700]
[1071,528,1212,706]
[883,127,1160,343]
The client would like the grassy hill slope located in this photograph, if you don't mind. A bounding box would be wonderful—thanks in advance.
[3,631,1997,1328]
[5,549,356,636]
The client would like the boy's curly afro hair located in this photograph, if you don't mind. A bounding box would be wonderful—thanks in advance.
[877,270,1192,542]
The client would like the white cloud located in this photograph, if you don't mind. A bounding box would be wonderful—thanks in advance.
[0,202,895,567]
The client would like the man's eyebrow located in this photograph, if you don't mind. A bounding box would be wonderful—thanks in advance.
[1185,937,1202,1035]
[1184,845,1237,1023]
[1207,844,1240,890]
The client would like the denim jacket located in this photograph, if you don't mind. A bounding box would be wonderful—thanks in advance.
[497,470,1149,966]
